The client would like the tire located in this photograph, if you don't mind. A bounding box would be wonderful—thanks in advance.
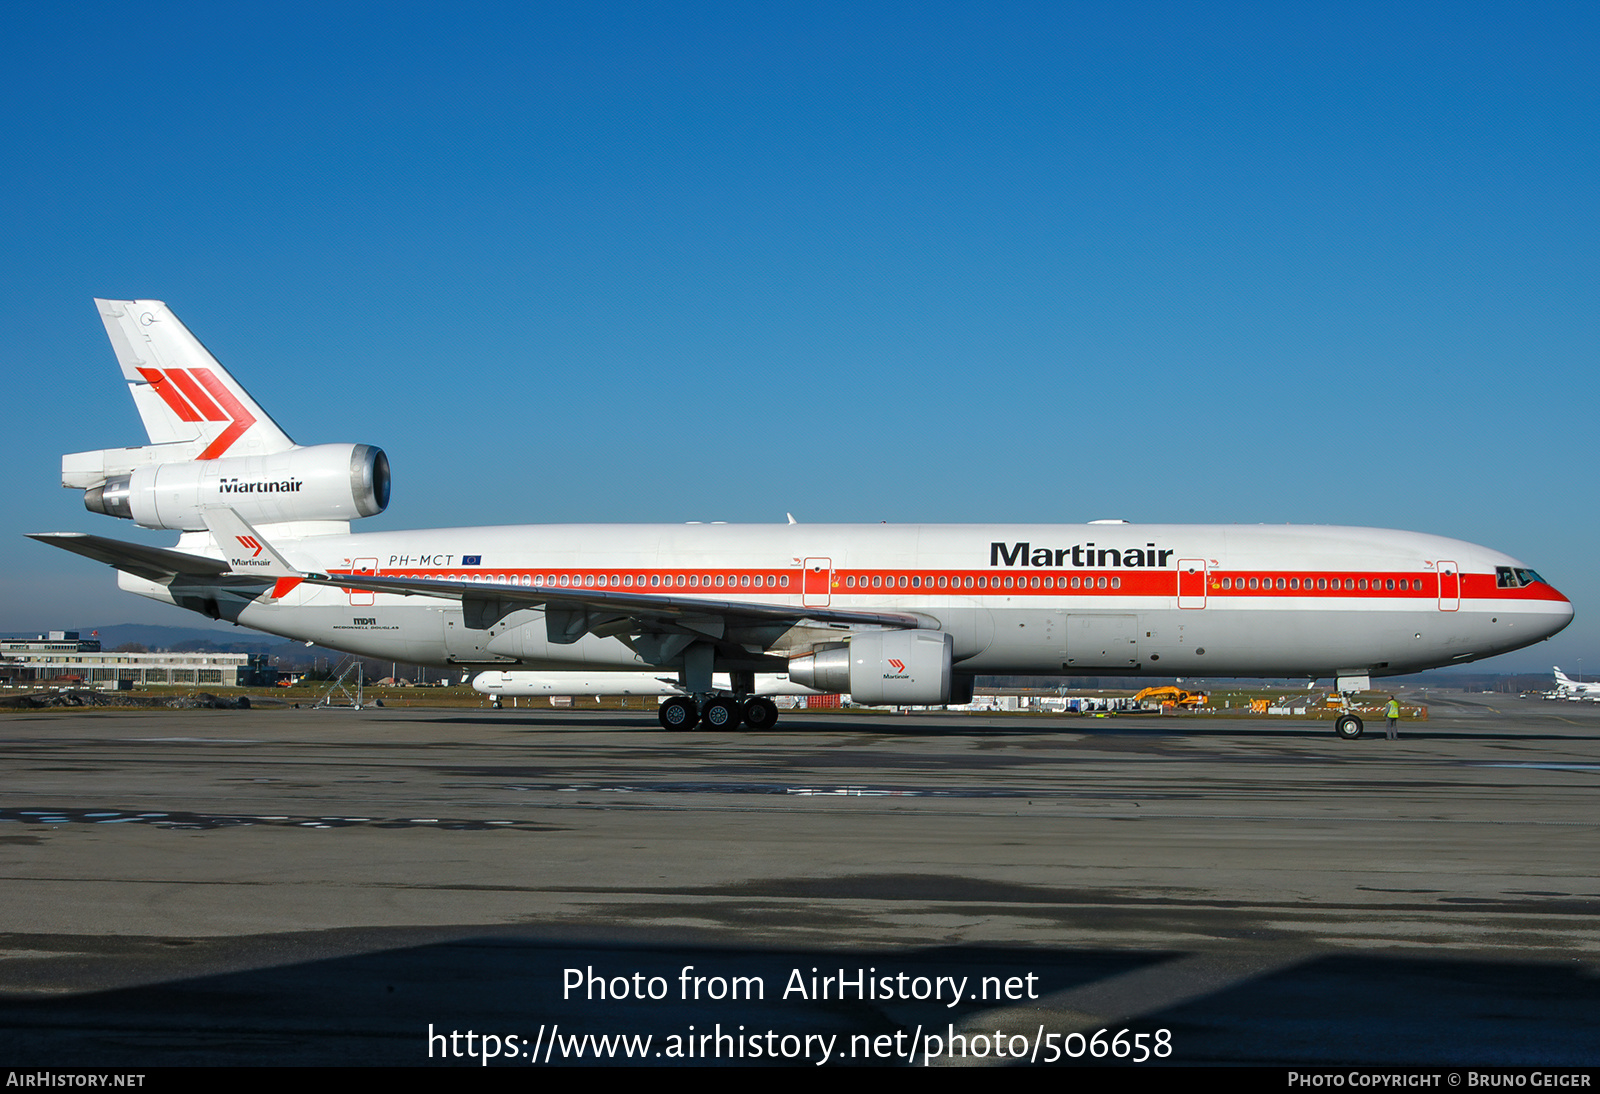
[701,698,741,729]
[1335,714,1364,740]
[743,697,779,730]
[659,696,698,731]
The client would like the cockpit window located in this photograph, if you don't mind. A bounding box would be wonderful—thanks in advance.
[1497,567,1546,588]
[1515,568,1544,586]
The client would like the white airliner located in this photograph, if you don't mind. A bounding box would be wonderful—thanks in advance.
[33,300,1574,738]
[1551,668,1600,701]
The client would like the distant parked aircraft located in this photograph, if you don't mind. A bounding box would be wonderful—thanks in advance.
[1550,667,1600,701]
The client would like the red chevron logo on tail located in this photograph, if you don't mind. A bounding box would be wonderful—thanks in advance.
[136,367,257,459]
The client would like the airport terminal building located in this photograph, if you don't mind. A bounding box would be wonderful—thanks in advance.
[0,632,273,688]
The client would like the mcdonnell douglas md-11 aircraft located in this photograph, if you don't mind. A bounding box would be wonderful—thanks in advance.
[33,300,1573,738]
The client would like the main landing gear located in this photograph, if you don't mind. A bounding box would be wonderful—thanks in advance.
[657,694,781,731]
[1334,714,1364,740]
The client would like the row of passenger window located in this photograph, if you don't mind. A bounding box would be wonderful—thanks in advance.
[1217,577,1424,591]
[419,573,791,589]
[408,571,1425,593]
[841,574,1423,592]
[844,575,1123,589]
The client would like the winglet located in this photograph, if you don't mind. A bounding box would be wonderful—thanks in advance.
[200,508,305,599]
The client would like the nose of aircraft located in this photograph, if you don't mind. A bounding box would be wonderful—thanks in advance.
[1536,585,1575,642]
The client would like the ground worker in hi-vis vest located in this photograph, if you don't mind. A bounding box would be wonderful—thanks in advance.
[1386,696,1401,740]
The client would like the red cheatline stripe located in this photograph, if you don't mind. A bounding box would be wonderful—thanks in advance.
[316,566,1569,603]
[136,368,203,422]
[163,368,228,421]
[190,368,257,459]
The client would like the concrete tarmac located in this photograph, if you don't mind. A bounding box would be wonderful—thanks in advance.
[1,692,1597,1066]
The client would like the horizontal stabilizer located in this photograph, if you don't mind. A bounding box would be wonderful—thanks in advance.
[28,532,239,585]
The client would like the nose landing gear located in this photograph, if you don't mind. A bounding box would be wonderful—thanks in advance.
[1334,713,1364,739]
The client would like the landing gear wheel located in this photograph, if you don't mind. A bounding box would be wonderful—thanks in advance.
[1335,714,1364,740]
[701,698,742,729]
[659,696,699,731]
[743,697,780,730]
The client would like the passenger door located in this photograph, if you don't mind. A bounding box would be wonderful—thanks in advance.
[1437,561,1460,611]
[802,558,832,607]
[1177,559,1207,609]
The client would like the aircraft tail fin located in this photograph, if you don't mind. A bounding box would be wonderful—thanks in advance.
[1554,667,1573,684]
[95,299,295,457]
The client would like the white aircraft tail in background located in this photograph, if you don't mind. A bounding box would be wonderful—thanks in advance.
[1551,668,1600,700]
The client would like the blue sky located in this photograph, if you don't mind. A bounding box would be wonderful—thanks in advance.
[3,2,1596,671]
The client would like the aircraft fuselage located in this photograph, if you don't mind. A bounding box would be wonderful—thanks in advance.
[126,521,1571,681]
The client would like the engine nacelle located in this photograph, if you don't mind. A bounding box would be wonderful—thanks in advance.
[83,443,390,530]
[789,630,954,706]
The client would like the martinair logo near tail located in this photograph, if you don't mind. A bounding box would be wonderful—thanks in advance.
[136,367,257,459]
[236,535,264,558]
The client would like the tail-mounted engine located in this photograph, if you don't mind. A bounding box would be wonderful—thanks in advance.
[67,443,390,531]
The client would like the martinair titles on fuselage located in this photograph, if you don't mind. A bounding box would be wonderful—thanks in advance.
[991,542,1176,569]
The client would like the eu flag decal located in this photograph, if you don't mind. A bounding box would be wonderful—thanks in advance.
[463,555,482,565]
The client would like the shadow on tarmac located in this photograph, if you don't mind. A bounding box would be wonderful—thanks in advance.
[0,932,1594,1066]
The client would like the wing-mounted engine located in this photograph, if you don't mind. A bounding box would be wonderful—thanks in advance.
[789,630,955,705]
[67,443,390,531]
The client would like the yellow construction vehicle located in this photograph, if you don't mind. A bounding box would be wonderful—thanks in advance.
[1132,686,1208,709]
